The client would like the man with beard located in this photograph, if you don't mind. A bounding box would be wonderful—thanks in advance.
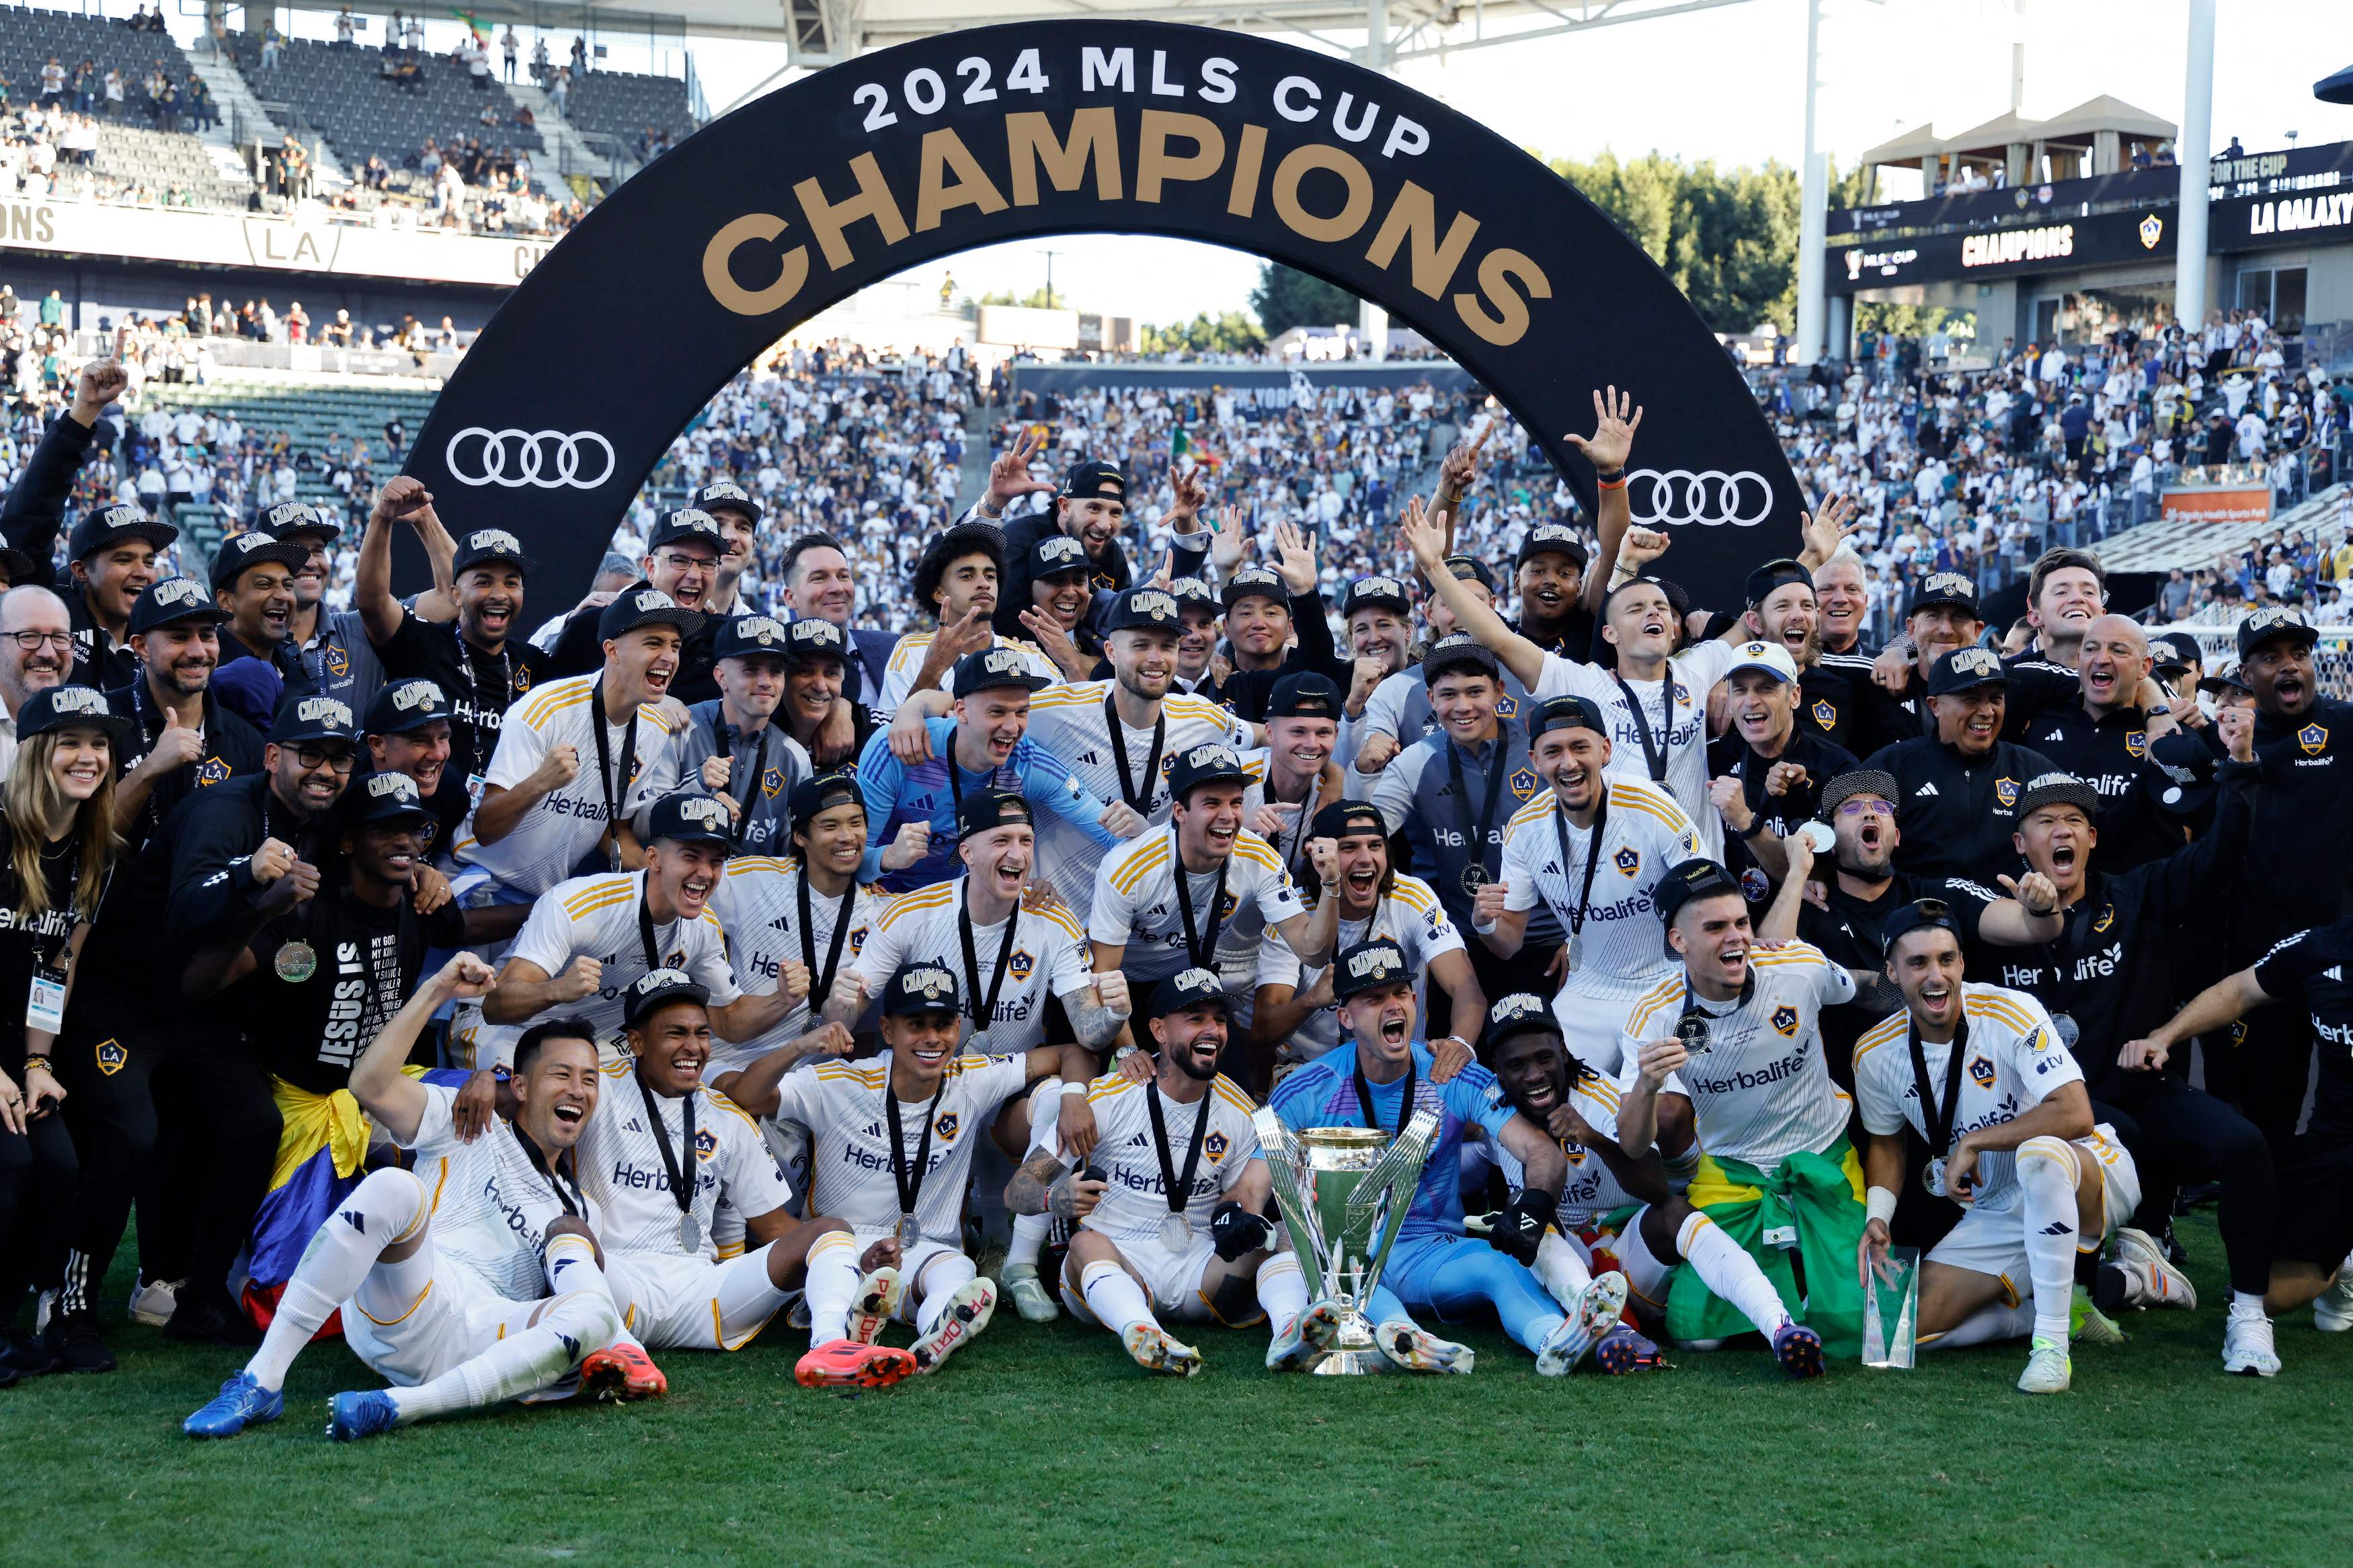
[1005,969,1305,1376]
[1349,556,1523,779]
[545,509,732,704]
[360,480,549,805]
[2009,614,2181,872]
[1706,639,1856,893]
[454,589,692,903]
[0,584,75,774]
[207,530,311,731]
[1862,648,2061,882]
[262,499,397,715]
[1018,587,1252,924]
[110,577,264,842]
[658,615,803,858]
[1201,521,1349,723]
[778,530,896,700]
[881,524,1055,714]
[1252,799,1484,1085]
[1012,533,1101,683]
[361,677,467,862]
[975,444,1211,642]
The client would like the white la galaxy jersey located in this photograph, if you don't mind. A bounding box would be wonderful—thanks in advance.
[577,1063,793,1258]
[1486,1063,1644,1229]
[1090,824,1307,985]
[878,630,1055,715]
[771,1050,1031,1241]
[1255,874,1463,1061]
[1618,943,1857,1173]
[475,870,740,1063]
[1534,639,1741,860]
[395,1083,602,1303]
[1034,1072,1262,1247]
[850,878,1092,1055]
[454,673,682,899]
[1852,983,2085,1216]
[703,855,891,1073]
[1501,779,1701,986]
[1022,680,1250,923]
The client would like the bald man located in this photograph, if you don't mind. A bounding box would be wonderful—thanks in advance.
[2007,612,2184,872]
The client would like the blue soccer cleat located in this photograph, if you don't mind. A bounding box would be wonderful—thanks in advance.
[1771,1321,1826,1379]
[326,1389,400,1442]
[1592,1323,1670,1374]
[183,1370,283,1438]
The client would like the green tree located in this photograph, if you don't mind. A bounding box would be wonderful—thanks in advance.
[1140,311,1267,354]
[1247,263,1357,337]
[978,286,1064,309]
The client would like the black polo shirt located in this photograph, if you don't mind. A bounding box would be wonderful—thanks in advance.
[1860,734,2061,883]
[2231,698,2353,961]
[372,608,551,798]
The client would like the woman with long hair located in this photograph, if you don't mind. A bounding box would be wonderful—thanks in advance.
[0,687,128,1385]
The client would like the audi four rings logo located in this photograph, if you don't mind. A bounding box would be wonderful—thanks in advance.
[445,428,616,489]
[1626,468,1773,527]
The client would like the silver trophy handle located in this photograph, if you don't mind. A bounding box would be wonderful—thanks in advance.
[1251,1106,1332,1298]
[1342,1107,1439,1303]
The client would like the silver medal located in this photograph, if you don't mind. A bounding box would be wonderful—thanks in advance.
[2049,1013,2081,1052]
[678,1212,701,1251]
[1160,1212,1192,1251]
[1564,934,1583,973]
[1675,1014,1712,1055]
[1922,1155,1947,1198]
[274,940,317,983]
[896,1213,920,1247]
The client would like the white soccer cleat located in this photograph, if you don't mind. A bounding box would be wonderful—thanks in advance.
[2016,1335,2071,1395]
[1265,1312,1314,1372]
[910,1279,996,1374]
[2313,1266,2353,1332]
[1002,1262,1060,1323]
[1375,1319,1475,1375]
[1536,1272,1630,1377]
[130,1278,182,1328]
[847,1266,902,1346]
[2223,1302,2280,1378]
[2112,1229,2197,1310]
[1121,1322,1203,1378]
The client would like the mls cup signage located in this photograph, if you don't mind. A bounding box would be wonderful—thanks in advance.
[407,19,1802,607]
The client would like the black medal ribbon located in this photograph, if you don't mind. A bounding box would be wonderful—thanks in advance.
[588,677,639,871]
[516,1128,584,1216]
[1549,794,1609,948]
[731,724,772,835]
[1144,1079,1212,1219]
[634,1069,698,1226]
[1613,669,1681,784]
[635,878,664,971]
[1104,690,1165,815]
[453,621,516,769]
[1445,736,1509,891]
[797,867,854,1016]
[25,838,80,977]
[1172,853,1230,971]
[957,887,1021,1038]
[1907,1011,1971,1159]
[884,1069,949,1231]
[1353,1052,1419,1140]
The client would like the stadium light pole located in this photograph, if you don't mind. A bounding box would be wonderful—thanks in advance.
[1793,0,1828,364]
[2175,0,2215,334]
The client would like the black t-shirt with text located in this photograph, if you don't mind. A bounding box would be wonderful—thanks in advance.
[237,882,466,1094]
[374,610,551,796]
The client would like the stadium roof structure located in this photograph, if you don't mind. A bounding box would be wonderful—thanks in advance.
[278,0,1766,65]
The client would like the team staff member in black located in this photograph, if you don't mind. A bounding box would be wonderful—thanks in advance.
[1704,638,1854,893]
[1847,573,2079,761]
[360,676,469,860]
[208,530,313,733]
[107,576,264,847]
[262,499,420,717]
[1862,647,2060,883]
[1202,534,1351,723]
[545,508,731,704]
[0,687,133,1378]
[2005,614,2180,873]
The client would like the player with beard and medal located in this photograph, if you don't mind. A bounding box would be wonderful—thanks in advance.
[1855,901,2143,1395]
[361,677,469,863]
[262,501,389,716]
[1704,638,1856,896]
[1252,799,1484,1087]
[1349,554,1523,780]
[581,971,873,1367]
[1364,632,1551,1004]
[359,480,550,810]
[783,962,1097,1385]
[1007,969,1306,1376]
[1616,861,1864,1371]
[1480,696,1702,1089]
[181,962,660,1442]
[108,576,263,845]
[1014,586,1252,925]
[1271,938,1618,1375]
[1240,673,1347,906]
[658,614,807,858]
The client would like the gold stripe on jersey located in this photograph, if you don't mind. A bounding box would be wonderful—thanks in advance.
[1608,779,1692,833]
[1850,1012,1909,1066]
[563,880,637,921]
[1625,975,1685,1036]
[1165,696,1236,729]
[703,1089,761,1130]
[1209,1075,1256,1114]
[1507,794,1558,830]
[1109,837,1172,895]
[599,1060,632,1080]
[1230,831,1283,872]
[1581,1075,1623,1110]
[1390,878,1438,913]
[1026,682,1107,709]
[1965,993,2040,1033]
[728,855,795,876]
[877,883,958,930]
[1086,1075,1140,1104]
[1751,945,1827,968]
[815,1063,887,1087]
[1242,755,1269,781]
[518,685,593,731]
[1032,903,1085,942]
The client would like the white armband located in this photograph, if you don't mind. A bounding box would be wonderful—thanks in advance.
[1058,1079,1088,1098]
[1865,1185,1899,1227]
[1471,916,1499,936]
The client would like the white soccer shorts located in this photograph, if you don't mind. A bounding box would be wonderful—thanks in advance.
[606,1247,785,1352]
[1926,1128,2141,1296]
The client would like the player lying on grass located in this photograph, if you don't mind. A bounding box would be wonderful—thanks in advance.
[1004,968,1312,1376]
[184,956,660,1442]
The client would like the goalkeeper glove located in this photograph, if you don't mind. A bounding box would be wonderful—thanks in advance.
[1209,1201,1272,1262]
[1491,1190,1552,1265]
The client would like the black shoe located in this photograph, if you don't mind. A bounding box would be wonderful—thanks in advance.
[0,1362,17,1389]
[42,1309,116,1374]
[161,1289,262,1349]
[0,1329,60,1378]
[2175,1182,2223,1214]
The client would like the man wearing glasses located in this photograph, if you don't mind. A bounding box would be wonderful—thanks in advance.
[546,509,732,705]
[0,583,74,775]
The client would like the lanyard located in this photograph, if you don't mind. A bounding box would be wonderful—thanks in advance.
[1612,668,1681,784]
[883,1067,949,1227]
[1548,795,1609,943]
[1104,690,1164,815]
[1144,1079,1211,1216]
[1445,735,1509,878]
[634,879,662,971]
[24,837,79,974]
[1906,1012,1970,1156]
[633,1069,696,1222]
[1265,770,1322,888]
[720,722,771,832]
[588,678,637,872]
[1353,1052,1417,1141]
[452,622,516,739]
[1172,845,1230,971]
[516,1127,584,1216]
[957,887,1021,1039]
[797,867,854,1016]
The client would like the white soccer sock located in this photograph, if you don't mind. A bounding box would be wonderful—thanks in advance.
[247,1168,425,1392]
[803,1231,861,1346]
[1677,1211,1793,1339]
[1006,1211,1052,1272]
[1925,1298,2034,1350]
[913,1251,977,1335]
[1257,1249,1309,1337]
[2232,1290,2268,1315]
[1079,1259,1157,1339]
[1533,1231,1595,1311]
[388,1290,617,1424]
[2016,1137,2081,1344]
[545,1233,643,1352]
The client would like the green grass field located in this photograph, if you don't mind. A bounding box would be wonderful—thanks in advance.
[1,1212,2346,1568]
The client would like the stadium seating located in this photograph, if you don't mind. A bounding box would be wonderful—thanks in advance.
[87,119,249,208]
[560,67,695,146]
[222,32,542,181]
[0,4,249,204]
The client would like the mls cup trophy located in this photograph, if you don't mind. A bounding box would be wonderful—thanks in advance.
[1252,1105,1441,1374]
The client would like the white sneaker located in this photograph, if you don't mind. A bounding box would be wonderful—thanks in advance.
[1535,1272,1630,1376]
[1121,1321,1203,1378]
[910,1279,996,1374]
[2313,1266,2353,1332]
[2223,1302,2281,1377]
[2112,1228,2197,1310]
[130,1278,182,1328]
[847,1266,902,1346]
[1001,1262,1060,1323]
[2016,1335,2071,1395]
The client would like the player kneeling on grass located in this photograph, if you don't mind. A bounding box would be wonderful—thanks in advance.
[578,971,893,1374]
[1005,968,1310,1376]
[782,961,1099,1387]
[1854,900,2141,1395]
[1269,938,1626,1376]
[184,957,659,1442]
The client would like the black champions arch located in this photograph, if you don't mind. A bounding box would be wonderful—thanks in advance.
[405,19,1802,609]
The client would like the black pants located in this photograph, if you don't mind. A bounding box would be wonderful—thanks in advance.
[150,1032,280,1301]
[0,1083,77,1311]
[2105,1078,2278,1297]
[54,1004,170,1312]
[2200,1005,2314,1155]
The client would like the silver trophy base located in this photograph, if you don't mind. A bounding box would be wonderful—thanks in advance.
[1304,1304,1389,1375]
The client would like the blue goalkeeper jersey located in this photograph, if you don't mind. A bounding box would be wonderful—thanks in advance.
[856,715,1122,893]
[1269,1040,1513,1238]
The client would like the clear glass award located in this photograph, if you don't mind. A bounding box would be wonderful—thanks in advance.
[1861,1245,1920,1369]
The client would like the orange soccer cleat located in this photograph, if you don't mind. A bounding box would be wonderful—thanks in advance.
[579,1342,669,1401]
[795,1338,918,1391]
